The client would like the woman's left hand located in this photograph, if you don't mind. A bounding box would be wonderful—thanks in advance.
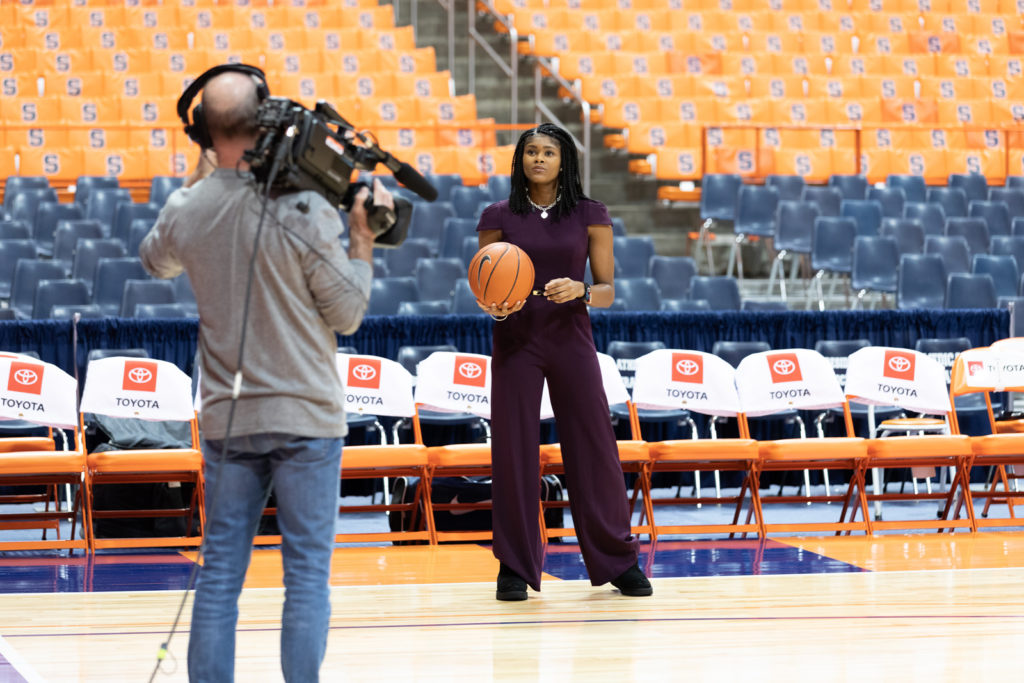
[543,278,584,304]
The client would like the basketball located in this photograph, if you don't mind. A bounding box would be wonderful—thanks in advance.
[467,242,535,308]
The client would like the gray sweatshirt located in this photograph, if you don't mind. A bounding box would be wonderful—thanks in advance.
[139,169,372,440]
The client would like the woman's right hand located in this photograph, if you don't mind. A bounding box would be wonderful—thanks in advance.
[477,299,526,318]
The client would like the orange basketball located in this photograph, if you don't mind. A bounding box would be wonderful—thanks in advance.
[467,242,535,308]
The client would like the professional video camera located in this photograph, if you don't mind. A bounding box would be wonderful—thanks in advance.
[241,96,438,248]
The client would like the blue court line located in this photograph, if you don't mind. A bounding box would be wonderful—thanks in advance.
[10,613,1024,640]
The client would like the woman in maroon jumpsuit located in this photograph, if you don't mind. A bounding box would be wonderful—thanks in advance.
[476,123,652,601]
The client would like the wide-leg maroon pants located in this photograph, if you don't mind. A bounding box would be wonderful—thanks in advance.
[489,304,639,591]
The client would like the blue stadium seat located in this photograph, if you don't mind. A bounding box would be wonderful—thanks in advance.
[8,188,59,226]
[148,176,185,207]
[73,175,120,207]
[689,275,742,311]
[440,217,478,259]
[867,186,906,218]
[85,188,133,231]
[127,218,156,255]
[741,299,788,311]
[383,237,435,277]
[661,298,711,311]
[460,236,479,269]
[49,304,104,319]
[711,340,771,368]
[2,176,50,212]
[988,188,1024,219]
[1007,177,1024,191]
[611,217,627,236]
[897,254,947,309]
[449,186,490,219]
[801,185,843,217]
[648,255,697,300]
[32,201,85,256]
[948,173,989,204]
[424,173,463,202]
[134,303,192,319]
[0,219,31,240]
[765,174,806,201]
[990,235,1024,270]
[406,201,455,245]
[111,201,160,244]
[52,219,105,272]
[968,200,1011,237]
[486,175,511,201]
[71,239,128,295]
[9,259,67,319]
[120,279,177,317]
[810,216,857,310]
[851,235,899,306]
[840,199,884,237]
[372,257,389,277]
[368,277,419,315]
[605,339,692,439]
[972,254,1019,301]
[945,273,997,308]
[451,279,485,314]
[397,300,451,316]
[0,239,42,299]
[880,218,925,255]
[903,202,947,236]
[171,272,196,310]
[614,277,663,311]
[886,174,928,203]
[925,235,971,275]
[926,186,968,218]
[32,278,90,319]
[413,257,465,301]
[827,174,868,200]
[944,217,990,257]
[92,257,149,316]
[696,173,742,274]
[614,235,657,278]
[769,200,817,302]
[729,184,779,278]
[1015,217,1024,237]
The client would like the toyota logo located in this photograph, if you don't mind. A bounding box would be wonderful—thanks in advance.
[128,367,153,384]
[352,364,377,381]
[676,359,700,376]
[458,362,482,380]
[888,356,911,373]
[772,359,796,375]
[13,369,37,386]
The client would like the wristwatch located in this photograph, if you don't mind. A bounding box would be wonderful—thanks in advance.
[580,282,592,304]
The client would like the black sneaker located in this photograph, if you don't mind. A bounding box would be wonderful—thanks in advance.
[611,565,653,597]
[496,562,528,601]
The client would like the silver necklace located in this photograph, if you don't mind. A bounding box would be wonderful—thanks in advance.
[527,193,559,219]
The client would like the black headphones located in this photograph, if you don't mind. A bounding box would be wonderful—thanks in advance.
[177,63,270,149]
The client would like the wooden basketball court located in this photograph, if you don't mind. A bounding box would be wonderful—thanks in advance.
[3,534,1024,681]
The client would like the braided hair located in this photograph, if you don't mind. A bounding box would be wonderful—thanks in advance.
[508,122,586,221]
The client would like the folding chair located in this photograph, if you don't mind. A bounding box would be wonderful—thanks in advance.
[844,347,975,532]
[330,353,434,544]
[416,351,495,543]
[538,353,654,541]
[949,344,1024,529]
[79,357,205,551]
[632,349,762,539]
[0,355,89,552]
[736,348,872,535]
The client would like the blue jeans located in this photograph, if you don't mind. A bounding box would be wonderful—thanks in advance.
[188,433,342,683]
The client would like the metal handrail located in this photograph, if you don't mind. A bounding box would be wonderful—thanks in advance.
[531,56,592,196]
[468,0,518,128]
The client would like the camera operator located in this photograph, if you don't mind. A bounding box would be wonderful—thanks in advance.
[139,68,377,682]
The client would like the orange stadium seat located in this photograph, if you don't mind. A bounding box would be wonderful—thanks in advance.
[659,96,721,124]
[879,54,937,78]
[748,75,807,99]
[694,75,749,99]
[826,97,884,125]
[719,53,774,78]
[146,148,196,180]
[474,145,515,181]
[938,54,990,78]
[716,98,776,125]
[0,147,15,178]
[654,147,704,181]
[948,148,1007,184]
[772,98,830,125]
[947,0,1002,12]
[262,50,329,76]
[770,52,829,77]
[803,31,856,54]
[704,128,764,177]
[745,32,804,54]
[17,147,84,179]
[80,147,149,180]
[920,76,988,100]
[628,122,703,155]
[361,26,417,52]
[907,31,960,54]
[371,126,438,153]
[436,117,497,149]
[646,74,699,99]
[818,12,858,34]
[937,99,994,125]
[863,76,919,100]
[121,95,180,128]
[988,56,1024,78]
[375,47,437,75]
[1,74,40,98]
[807,76,864,99]
[666,51,724,76]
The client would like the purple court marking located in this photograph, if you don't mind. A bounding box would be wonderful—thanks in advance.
[0,636,31,683]
[10,613,1024,640]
